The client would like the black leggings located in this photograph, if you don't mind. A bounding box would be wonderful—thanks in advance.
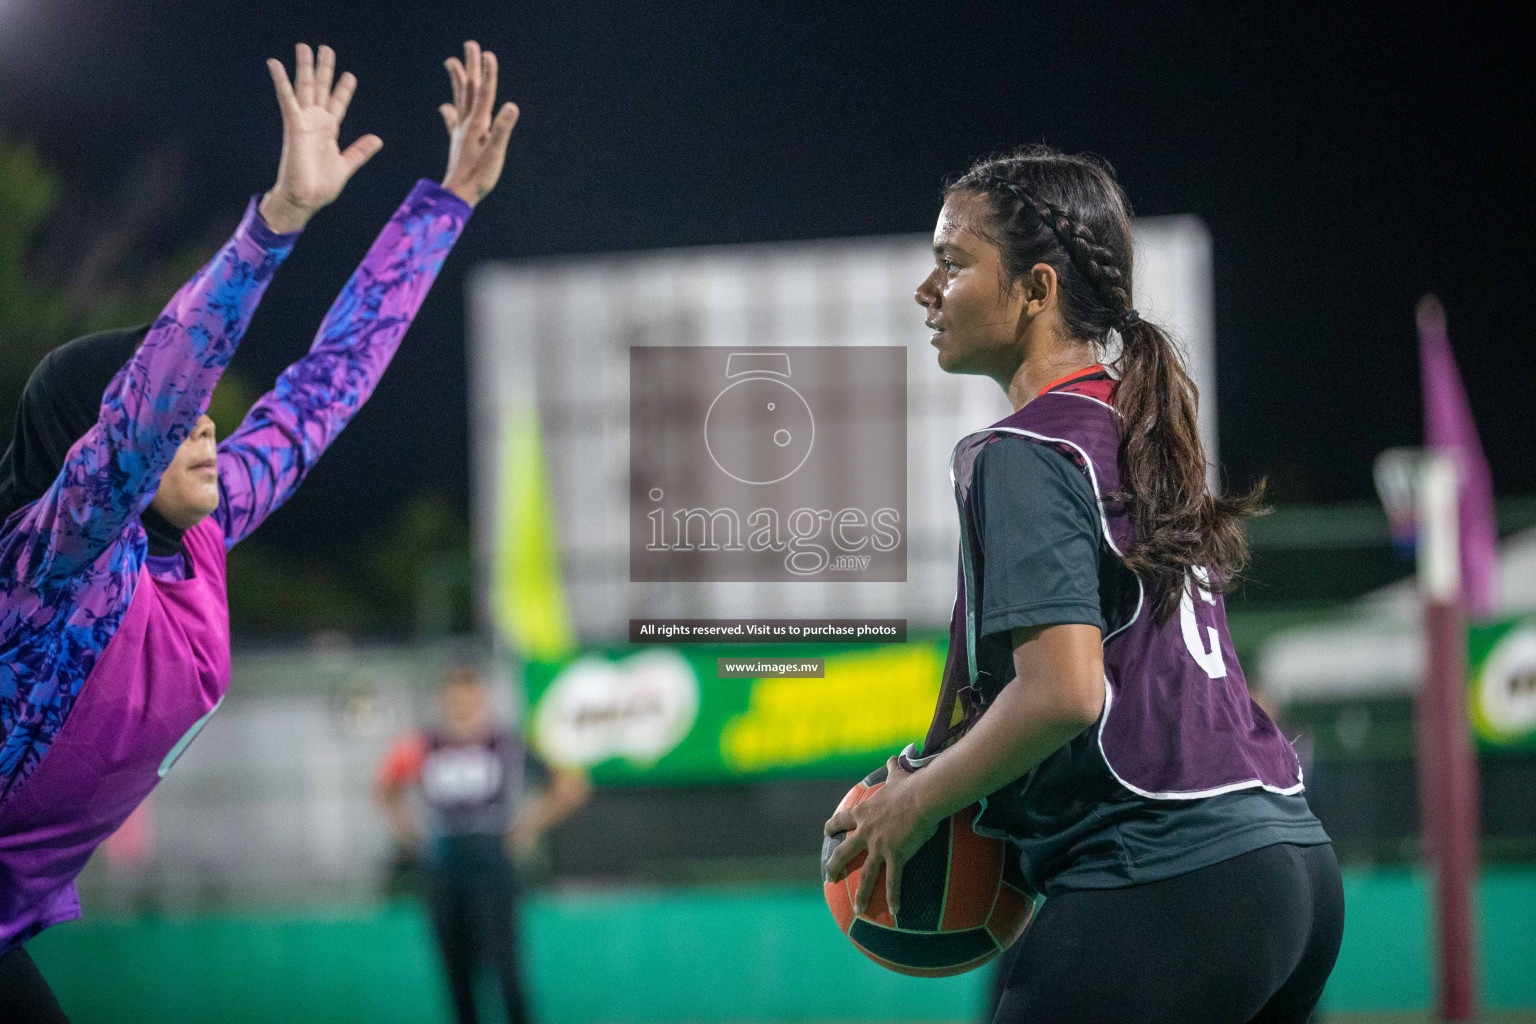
[0,945,70,1023]
[426,837,529,1024]
[991,842,1344,1024]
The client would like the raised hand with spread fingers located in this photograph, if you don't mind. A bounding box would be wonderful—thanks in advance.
[260,43,383,233]
[439,40,521,207]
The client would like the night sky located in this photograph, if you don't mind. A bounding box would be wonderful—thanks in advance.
[2,1,1533,569]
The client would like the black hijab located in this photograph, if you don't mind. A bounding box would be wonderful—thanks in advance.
[0,326,189,557]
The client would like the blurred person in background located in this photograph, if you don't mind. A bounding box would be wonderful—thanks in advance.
[0,40,518,1022]
[827,146,1343,1024]
[377,662,590,1024]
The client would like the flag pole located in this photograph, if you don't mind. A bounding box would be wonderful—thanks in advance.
[1416,297,1480,1022]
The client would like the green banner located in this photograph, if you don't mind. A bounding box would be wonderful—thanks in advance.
[1470,617,1536,750]
[520,636,946,785]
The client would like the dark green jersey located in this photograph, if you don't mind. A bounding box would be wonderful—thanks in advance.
[968,436,1328,896]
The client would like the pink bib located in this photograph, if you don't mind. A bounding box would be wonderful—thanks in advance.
[0,517,230,951]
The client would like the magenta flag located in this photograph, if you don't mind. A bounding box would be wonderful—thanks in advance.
[1418,294,1499,615]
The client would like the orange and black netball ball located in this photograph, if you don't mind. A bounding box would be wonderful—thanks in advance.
[822,764,1037,977]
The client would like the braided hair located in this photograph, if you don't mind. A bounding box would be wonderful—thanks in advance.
[949,145,1265,621]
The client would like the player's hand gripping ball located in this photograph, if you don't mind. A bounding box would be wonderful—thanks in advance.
[822,763,1036,977]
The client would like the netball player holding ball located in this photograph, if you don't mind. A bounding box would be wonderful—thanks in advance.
[0,41,517,1020]
[823,148,1344,1023]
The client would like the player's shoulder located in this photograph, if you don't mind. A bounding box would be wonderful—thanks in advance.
[1002,370,1121,477]
[377,730,430,787]
[393,730,430,755]
[1024,374,1118,425]
[1049,373,1117,406]
[976,432,1073,474]
[987,368,1117,437]
[974,433,1098,516]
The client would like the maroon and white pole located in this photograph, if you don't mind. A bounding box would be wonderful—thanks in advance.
[1416,453,1480,1021]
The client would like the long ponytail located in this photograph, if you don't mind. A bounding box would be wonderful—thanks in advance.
[950,146,1265,621]
[1113,317,1266,619]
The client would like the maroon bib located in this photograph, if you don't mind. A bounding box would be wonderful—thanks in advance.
[916,375,1302,799]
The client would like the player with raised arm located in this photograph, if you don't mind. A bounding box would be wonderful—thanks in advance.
[0,41,518,1021]
[824,147,1344,1024]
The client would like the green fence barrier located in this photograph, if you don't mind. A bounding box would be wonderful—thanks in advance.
[27,869,1536,1023]
[28,904,446,1024]
[1324,867,1536,1014]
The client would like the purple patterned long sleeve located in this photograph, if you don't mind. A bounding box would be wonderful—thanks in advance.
[3,203,297,585]
[214,180,472,545]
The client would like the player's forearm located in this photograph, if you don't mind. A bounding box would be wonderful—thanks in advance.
[213,182,470,544]
[110,198,297,469]
[511,771,591,843]
[542,770,592,829]
[378,791,420,845]
[905,671,1100,827]
[293,178,471,419]
[247,179,469,441]
[518,791,577,837]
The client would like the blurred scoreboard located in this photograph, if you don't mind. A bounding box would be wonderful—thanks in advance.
[469,219,1214,646]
